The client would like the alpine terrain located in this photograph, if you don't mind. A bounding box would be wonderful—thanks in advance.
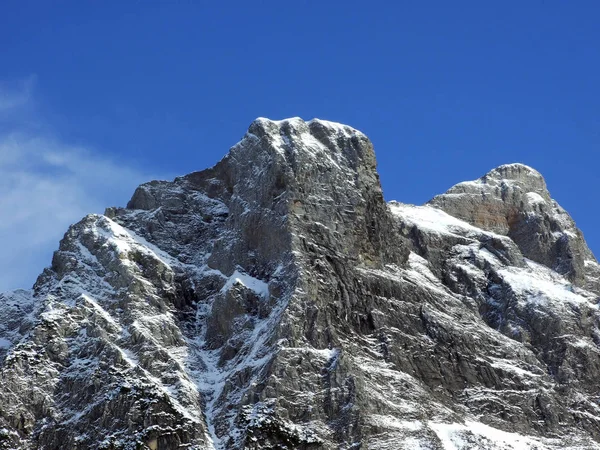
[1,117,600,449]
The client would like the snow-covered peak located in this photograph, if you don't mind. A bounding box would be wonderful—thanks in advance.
[485,162,545,183]
[237,117,370,167]
[250,116,365,140]
[442,162,548,198]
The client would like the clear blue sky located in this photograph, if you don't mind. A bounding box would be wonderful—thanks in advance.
[1,1,598,291]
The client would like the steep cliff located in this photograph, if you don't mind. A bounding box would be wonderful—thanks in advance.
[1,118,599,449]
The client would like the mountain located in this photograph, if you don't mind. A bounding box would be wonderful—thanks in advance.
[1,117,599,449]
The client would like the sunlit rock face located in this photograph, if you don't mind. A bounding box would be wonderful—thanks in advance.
[429,163,600,293]
[1,118,600,449]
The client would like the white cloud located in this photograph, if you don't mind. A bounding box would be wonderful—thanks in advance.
[0,78,156,291]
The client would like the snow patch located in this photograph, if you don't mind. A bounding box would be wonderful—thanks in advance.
[389,202,489,239]
[499,260,593,307]
[525,192,546,205]
[430,420,542,449]
[221,270,269,298]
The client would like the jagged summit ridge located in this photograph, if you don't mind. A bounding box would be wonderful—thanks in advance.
[480,162,546,187]
[486,162,546,184]
[0,118,600,449]
[251,116,365,137]
[436,162,552,216]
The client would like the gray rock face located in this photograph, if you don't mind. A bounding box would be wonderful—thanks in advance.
[0,118,600,449]
[429,163,600,293]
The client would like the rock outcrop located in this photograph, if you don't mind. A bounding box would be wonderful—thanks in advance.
[429,163,600,293]
[0,118,599,449]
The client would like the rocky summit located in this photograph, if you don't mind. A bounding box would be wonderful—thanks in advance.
[1,118,599,450]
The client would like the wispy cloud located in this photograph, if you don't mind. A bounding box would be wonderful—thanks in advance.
[0,77,156,291]
[0,76,36,113]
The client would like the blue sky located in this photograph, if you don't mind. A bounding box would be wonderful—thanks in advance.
[1,1,599,291]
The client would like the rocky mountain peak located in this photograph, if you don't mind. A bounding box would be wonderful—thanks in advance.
[239,117,373,180]
[429,163,599,291]
[1,119,600,449]
[433,162,551,209]
[248,116,365,141]
[483,163,548,192]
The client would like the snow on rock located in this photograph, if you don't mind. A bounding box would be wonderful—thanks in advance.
[498,259,594,308]
[429,162,600,293]
[220,270,270,298]
[525,191,547,206]
[0,289,35,354]
[430,420,543,450]
[389,202,486,238]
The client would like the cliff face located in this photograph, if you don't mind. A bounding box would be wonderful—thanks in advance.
[1,118,599,449]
